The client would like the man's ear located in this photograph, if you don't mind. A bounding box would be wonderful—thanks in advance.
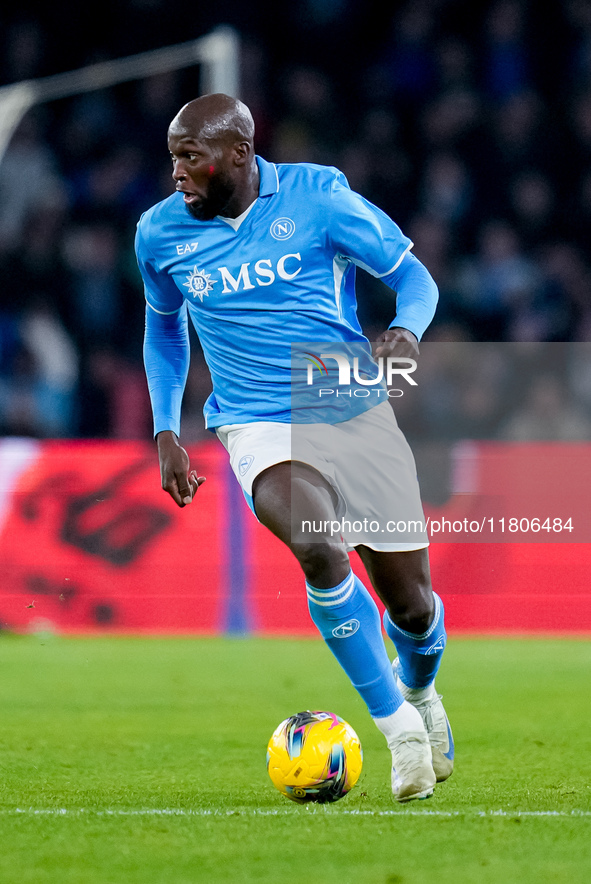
[232,140,252,166]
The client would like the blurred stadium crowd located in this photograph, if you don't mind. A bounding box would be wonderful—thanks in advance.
[1,0,590,441]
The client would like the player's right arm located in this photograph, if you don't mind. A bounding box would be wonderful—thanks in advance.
[156,429,204,507]
[136,217,205,507]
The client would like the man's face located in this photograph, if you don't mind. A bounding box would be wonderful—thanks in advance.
[168,132,236,221]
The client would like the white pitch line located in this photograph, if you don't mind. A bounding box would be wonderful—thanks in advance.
[3,808,591,818]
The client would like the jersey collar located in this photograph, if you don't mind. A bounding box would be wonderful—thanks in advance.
[256,155,279,198]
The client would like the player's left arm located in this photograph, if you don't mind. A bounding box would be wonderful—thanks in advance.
[326,175,438,349]
[374,250,438,358]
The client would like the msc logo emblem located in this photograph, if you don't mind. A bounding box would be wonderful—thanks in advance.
[238,455,254,476]
[270,217,296,240]
[332,618,360,639]
[184,267,215,302]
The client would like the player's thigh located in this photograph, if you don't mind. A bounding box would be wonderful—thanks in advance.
[355,545,434,624]
[253,461,351,587]
[252,460,340,546]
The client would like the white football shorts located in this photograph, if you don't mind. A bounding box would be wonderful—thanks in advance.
[215,400,428,552]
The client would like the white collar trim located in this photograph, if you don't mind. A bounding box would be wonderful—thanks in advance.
[218,199,257,231]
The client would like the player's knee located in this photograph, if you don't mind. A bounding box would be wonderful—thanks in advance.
[292,540,349,587]
[388,588,435,635]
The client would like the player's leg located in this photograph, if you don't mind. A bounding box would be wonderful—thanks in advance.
[253,461,435,801]
[356,545,454,782]
[253,461,397,714]
[252,460,350,587]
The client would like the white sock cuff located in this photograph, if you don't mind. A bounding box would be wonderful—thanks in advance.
[373,700,426,748]
[385,592,443,641]
[305,570,355,607]
[397,680,437,703]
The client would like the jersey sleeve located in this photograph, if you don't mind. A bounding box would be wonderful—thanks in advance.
[136,215,189,437]
[326,174,413,279]
[143,304,190,438]
[135,216,184,315]
[383,250,439,341]
[325,173,438,340]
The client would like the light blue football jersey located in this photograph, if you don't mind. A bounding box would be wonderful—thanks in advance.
[137,156,430,431]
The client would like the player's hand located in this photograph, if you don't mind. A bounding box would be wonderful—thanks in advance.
[373,327,419,360]
[156,430,205,507]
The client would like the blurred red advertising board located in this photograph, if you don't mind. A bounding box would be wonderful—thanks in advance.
[0,438,226,633]
[0,438,590,634]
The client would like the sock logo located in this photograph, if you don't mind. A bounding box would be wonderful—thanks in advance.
[425,636,446,655]
[332,618,360,638]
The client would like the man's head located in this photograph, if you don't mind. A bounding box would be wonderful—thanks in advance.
[168,93,257,220]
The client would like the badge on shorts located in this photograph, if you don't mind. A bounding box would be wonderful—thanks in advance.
[239,455,254,476]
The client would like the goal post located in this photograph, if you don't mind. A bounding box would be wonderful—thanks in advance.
[0,25,240,167]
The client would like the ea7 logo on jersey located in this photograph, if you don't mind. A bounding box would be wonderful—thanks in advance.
[176,241,199,255]
[218,253,302,293]
[184,267,215,301]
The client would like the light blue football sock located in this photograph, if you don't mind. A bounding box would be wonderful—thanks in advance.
[306,571,404,718]
[383,592,447,689]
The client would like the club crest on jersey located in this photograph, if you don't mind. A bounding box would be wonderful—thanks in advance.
[184,267,215,302]
[270,217,296,240]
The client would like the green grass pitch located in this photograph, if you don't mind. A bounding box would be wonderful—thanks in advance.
[0,633,590,883]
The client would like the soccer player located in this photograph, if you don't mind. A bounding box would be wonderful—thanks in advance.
[137,93,454,802]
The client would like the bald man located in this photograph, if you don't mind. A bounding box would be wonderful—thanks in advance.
[136,93,453,803]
